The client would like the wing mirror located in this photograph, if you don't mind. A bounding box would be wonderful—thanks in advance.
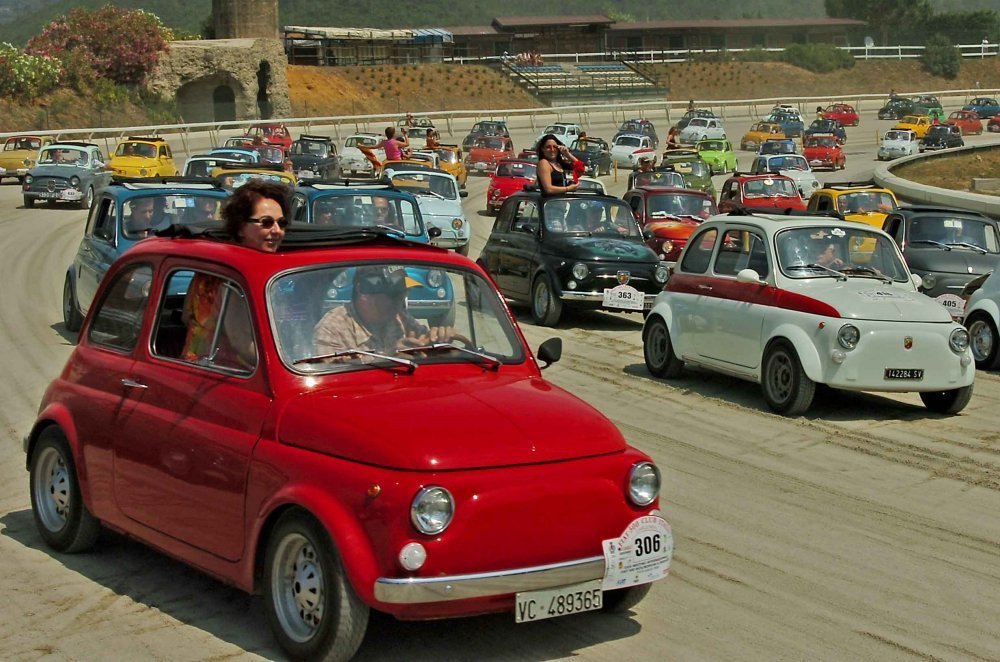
[736,268,766,285]
[536,337,562,369]
[460,190,468,198]
[910,273,923,290]
[427,227,442,239]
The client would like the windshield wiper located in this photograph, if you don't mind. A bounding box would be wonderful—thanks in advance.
[946,241,987,254]
[293,349,417,373]
[397,342,502,370]
[786,264,847,280]
[910,239,950,250]
[840,266,892,283]
[415,189,446,200]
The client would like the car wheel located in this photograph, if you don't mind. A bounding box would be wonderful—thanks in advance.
[966,312,1000,370]
[29,427,101,553]
[264,511,369,662]
[63,275,83,332]
[761,340,815,415]
[81,186,94,210]
[643,316,683,378]
[602,583,651,613]
[23,196,33,208]
[531,274,563,326]
[919,385,973,415]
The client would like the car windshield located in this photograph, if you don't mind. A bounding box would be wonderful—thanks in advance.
[699,141,726,151]
[836,191,897,213]
[743,178,798,197]
[647,193,715,219]
[116,142,157,158]
[907,216,1000,252]
[121,193,224,240]
[669,160,708,177]
[434,148,459,163]
[495,162,536,179]
[219,171,295,190]
[884,131,909,141]
[760,141,794,154]
[474,137,506,150]
[543,125,566,135]
[807,137,837,148]
[210,150,256,163]
[271,261,524,371]
[619,121,642,132]
[256,146,284,162]
[346,136,377,148]
[542,199,642,238]
[309,194,423,235]
[777,226,909,280]
[391,173,458,200]
[39,147,87,165]
[616,136,642,148]
[688,119,708,128]
[7,137,41,150]
[577,141,605,153]
[769,156,808,171]
[293,141,329,157]
[925,126,951,137]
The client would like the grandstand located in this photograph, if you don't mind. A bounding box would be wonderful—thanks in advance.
[501,59,668,105]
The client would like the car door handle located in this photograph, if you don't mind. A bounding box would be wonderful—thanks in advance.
[498,238,510,244]
[698,284,713,291]
[121,378,148,390]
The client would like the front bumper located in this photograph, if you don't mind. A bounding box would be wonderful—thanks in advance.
[24,187,82,202]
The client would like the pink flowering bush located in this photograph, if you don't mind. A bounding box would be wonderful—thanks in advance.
[26,5,170,86]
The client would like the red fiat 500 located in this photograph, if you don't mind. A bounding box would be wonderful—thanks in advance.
[718,173,807,212]
[26,228,671,661]
[822,103,860,127]
[486,158,537,214]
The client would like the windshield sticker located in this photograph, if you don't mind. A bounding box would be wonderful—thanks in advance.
[830,228,845,237]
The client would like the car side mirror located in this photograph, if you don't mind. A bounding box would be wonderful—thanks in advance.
[536,337,562,369]
[427,226,442,239]
[642,229,654,240]
[460,190,468,198]
[910,273,923,290]
[736,268,766,285]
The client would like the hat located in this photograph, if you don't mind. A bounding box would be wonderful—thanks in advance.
[355,266,407,296]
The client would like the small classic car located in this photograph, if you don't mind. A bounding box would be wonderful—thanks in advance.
[946,110,983,135]
[22,141,112,209]
[108,136,179,179]
[678,117,726,144]
[963,270,1000,369]
[695,138,737,175]
[623,186,718,264]
[626,169,686,191]
[0,135,50,182]
[29,227,672,661]
[962,97,1000,119]
[674,109,720,131]
[486,158,537,214]
[62,179,230,331]
[383,168,471,254]
[428,144,468,188]
[807,183,899,229]
[465,135,515,175]
[613,118,658,149]
[569,137,612,176]
[242,123,292,152]
[288,134,340,180]
[478,191,669,325]
[461,120,509,150]
[763,108,804,138]
[893,115,933,139]
[919,124,964,152]
[398,115,435,139]
[878,97,915,120]
[882,206,1000,319]
[341,133,385,176]
[803,119,847,144]
[207,147,258,164]
[749,153,819,198]
[182,155,245,178]
[802,134,846,171]
[758,138,798,155]
[741,122,785,151]
[989,115,1000,133]
[642,214,975,415]
[877,129,919,160]
[659,150,715,197]
[822,103,860,127]
[536,122,585,146]
[211,164,297,191]
[718,173,806,213]
[911,95,945,121]
[611,134,656,167]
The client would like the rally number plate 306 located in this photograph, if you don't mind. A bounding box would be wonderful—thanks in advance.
[515,579,602,623]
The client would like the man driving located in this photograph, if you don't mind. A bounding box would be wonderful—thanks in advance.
[125,198,160,239]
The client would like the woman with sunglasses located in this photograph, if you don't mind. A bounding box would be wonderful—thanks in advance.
[181,180,292,364]
[535,133,580,195]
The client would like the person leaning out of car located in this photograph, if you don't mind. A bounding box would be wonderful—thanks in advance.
[536,133,581,195]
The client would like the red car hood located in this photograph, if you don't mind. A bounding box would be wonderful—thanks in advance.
[277,373,625,470]
[645,218,700,239]
[804,146,837,159]
[490,176,534,195]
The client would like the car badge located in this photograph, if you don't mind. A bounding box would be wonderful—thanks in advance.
[617,271,631,285]
[903,336,913,350]
[968,266,974,274]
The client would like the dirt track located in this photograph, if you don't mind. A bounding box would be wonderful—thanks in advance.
[1,108,998,661]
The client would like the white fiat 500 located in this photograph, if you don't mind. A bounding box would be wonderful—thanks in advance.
[642,215,975,415]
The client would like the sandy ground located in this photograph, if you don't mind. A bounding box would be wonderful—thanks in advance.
[1,106,999,661]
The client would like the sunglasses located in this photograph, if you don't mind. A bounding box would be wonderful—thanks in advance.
[247,216,288,229]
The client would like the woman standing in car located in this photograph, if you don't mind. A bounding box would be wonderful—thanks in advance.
[536,133,580,195]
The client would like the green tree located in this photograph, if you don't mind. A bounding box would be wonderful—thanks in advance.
[825,0,932,45]
[922,33,961,77]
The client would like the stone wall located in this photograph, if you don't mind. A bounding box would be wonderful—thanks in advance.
[147,38,291,123]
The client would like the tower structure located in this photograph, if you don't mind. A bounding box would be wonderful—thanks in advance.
[213,0,279,39]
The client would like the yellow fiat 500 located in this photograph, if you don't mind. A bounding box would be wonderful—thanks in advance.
[893,115,933,139]
[109,136,179,178]
[0,135,51,182]
[740,122,785,151]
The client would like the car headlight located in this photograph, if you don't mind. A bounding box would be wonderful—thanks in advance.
[22,158,32,167]
[427,269,445,288]
[660,240,674,256]
[628,462,660,507]
[451,218,464,230]
[654,264,670,283]
[24,175,32,185]
[949,328,970,353]
[411,486,454,535]
[139,168,148,176]
[921,273,936,290]
[837,324,860,349]
[571,262,589,280]
[69,176,80,189]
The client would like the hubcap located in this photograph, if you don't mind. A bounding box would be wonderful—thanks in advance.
[647,324,666,367]
[767,352,793,403]
[533,281,549,318]
[969,319,994,362]
[62,281,73,322]
[34,446,70,532]
[272,532,325,642]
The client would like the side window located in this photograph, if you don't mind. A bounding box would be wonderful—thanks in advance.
[627,195,641,212]
[513,201,538,233]
[680,228,717,274]
[720,182,734,201]
[884,216,903,243]
[290,194,308,221]
[152,269,257,375]
[814,195,832,212]
[91,199,117,243]
[87,263,153,352]
[714,230,769,277]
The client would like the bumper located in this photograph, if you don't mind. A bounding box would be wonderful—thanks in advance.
[431,236,470,250]
[560,291,656,311]
[25,188,82,202]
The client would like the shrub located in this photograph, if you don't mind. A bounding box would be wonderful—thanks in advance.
[0,42,61,99]
[780,44,854,73]
[922,33,961,78]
